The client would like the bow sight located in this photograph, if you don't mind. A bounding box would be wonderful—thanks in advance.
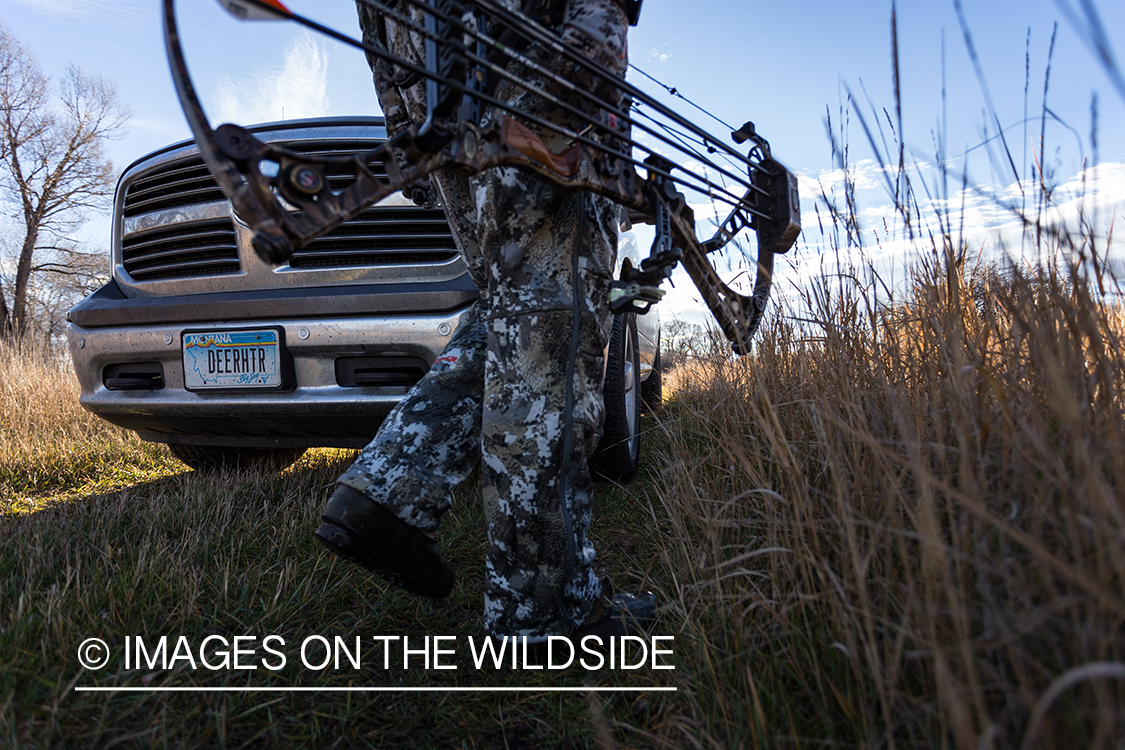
[164,0,801,354]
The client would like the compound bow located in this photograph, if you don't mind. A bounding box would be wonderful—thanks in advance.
[163,0,801,354]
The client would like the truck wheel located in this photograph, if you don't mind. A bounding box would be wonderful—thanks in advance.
[168,444,307,473]
[641,348,663,412]
[593,313,641,482]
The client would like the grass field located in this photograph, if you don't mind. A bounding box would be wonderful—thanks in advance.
[0,343,682,748]
[2,237,1123,748]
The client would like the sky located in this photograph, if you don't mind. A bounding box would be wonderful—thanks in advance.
[2,0,1124,327]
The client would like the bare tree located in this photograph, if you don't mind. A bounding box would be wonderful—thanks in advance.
[1,231,106,341]
[662,319,707,370]
[0,21,128,340]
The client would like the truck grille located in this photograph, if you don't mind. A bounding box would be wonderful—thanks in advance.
[122,160,224,218]
[290,208,458,267]
[121,138,457,272]
[123,219,240,281]
[122,140,391,218]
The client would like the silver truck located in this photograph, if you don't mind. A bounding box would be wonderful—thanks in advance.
[66,116,660,479]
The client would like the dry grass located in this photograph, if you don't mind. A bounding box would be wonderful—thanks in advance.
[0,344,672,749]
[647,251,1125,748]
[0,341,178,510]
[1,253,1121,748]
[627,11,1125,743]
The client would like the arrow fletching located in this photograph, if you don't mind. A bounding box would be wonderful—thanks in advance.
[216,0,292,21]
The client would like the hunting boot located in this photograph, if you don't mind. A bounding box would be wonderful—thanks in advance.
[315,484,455,599]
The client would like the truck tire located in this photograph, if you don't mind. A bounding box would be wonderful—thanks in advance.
[168,444,307,473]
[592,313,641,482]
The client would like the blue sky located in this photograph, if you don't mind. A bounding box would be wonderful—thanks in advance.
[3,0,1124,324]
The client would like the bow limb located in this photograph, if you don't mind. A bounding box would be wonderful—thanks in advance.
[162,0,294,258]
[449,116,779,352]
[673,205,774,356]
[163,0,425,263]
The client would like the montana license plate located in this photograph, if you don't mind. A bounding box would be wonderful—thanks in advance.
[182,329,282,389]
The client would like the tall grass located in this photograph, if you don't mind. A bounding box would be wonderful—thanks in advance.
[651,248,1125,748]
[638,9,1125,744]
[2,254,1122,748]
[646,92,1125,746]
[0,342,176,510]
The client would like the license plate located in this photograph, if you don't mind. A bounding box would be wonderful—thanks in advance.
[182,329,282,389]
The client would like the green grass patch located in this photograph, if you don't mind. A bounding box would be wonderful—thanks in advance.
[2,432,685,749]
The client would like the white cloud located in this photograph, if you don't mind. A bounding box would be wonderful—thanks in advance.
[127,117,186,141]
[213,32,329,125]
[653,160,1125,324]
[786,160,1125,300]
[798,159,906,200]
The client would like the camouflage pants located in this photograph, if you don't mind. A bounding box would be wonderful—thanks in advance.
[340,0,629,638]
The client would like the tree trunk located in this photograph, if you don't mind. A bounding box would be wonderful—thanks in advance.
[0,285,10,339]
[12,222,38,339]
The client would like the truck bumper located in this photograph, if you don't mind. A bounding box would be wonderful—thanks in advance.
[66,278,478,449]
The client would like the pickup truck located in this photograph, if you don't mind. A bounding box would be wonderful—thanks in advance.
[65,116,660,480]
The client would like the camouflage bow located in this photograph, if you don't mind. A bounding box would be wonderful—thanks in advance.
[163,0,800,354]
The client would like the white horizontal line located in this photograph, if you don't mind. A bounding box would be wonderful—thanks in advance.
[75,686,676,693]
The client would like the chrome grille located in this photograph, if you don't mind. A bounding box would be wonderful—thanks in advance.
[123,219,240,281]
[121,137,458,273]
[290,208,458,268]
[123,160,224,218]
[122,140,391,218]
